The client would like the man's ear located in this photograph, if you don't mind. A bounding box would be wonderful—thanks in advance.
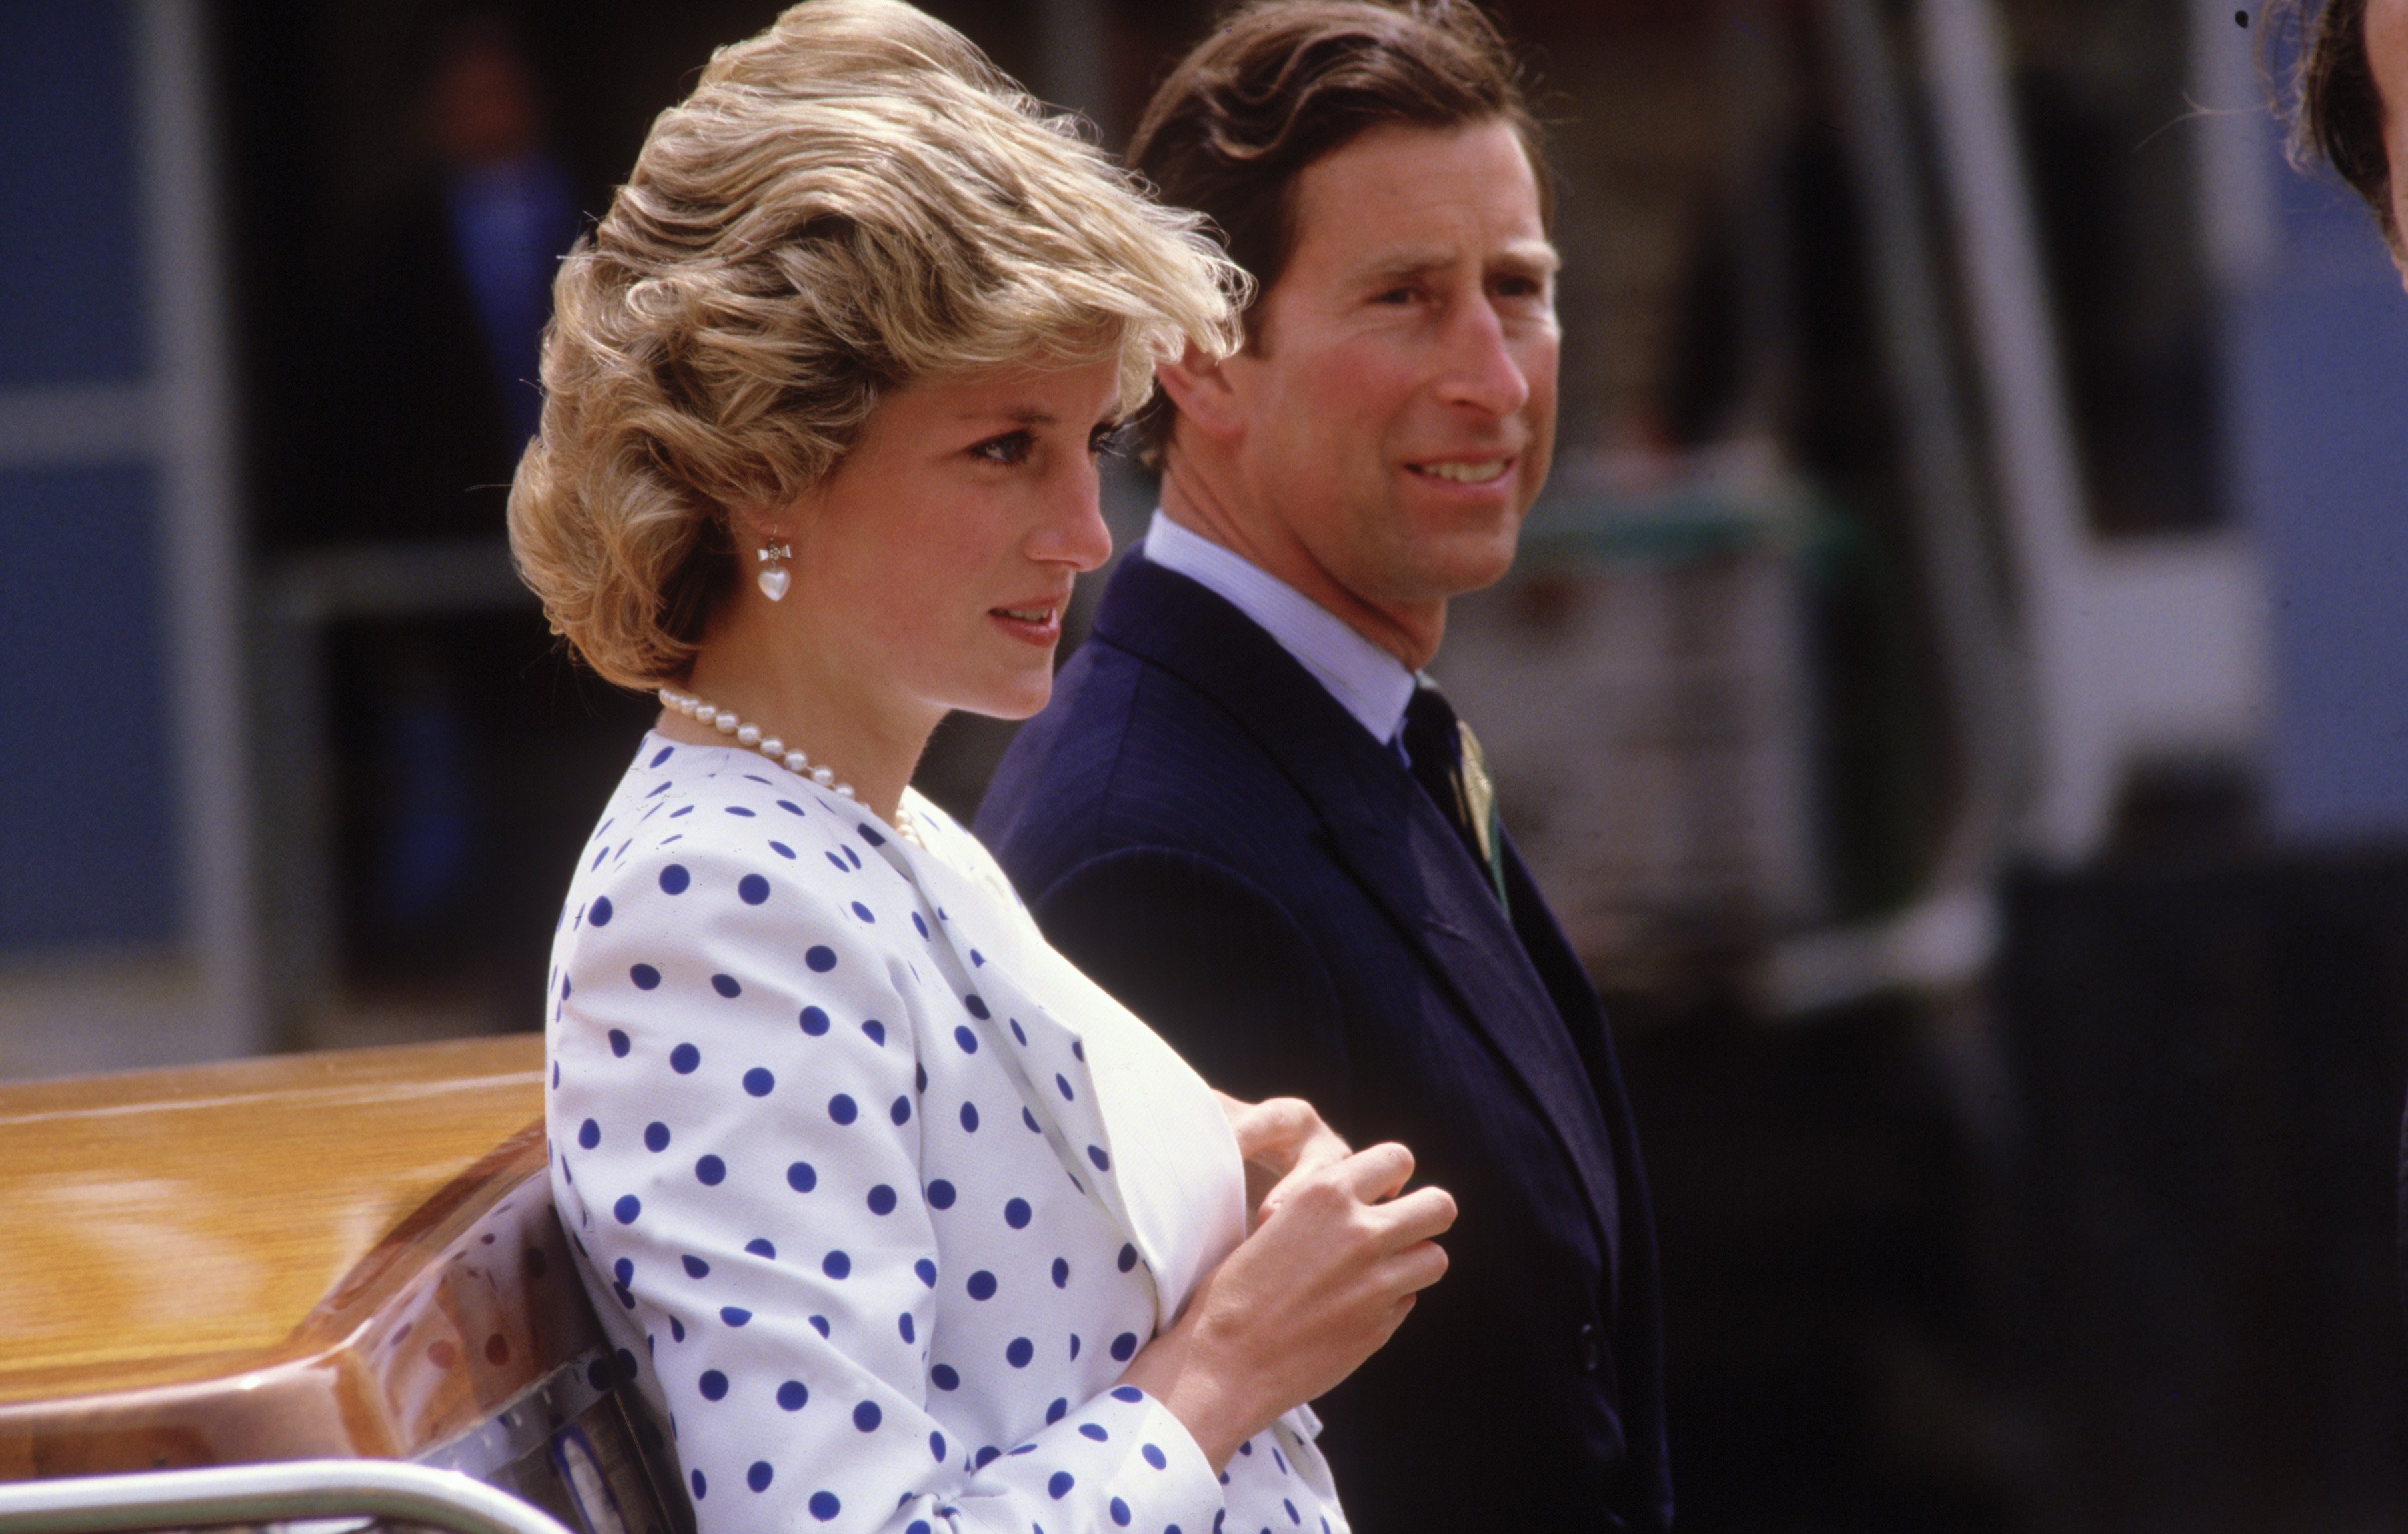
[1154,339,1248,444]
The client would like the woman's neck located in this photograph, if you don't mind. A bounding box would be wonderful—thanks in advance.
[662,617,938,826]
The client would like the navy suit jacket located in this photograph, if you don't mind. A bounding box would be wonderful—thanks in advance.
[975,554,1672,1533]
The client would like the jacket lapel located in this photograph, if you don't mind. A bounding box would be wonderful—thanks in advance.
[1090,556,1623,1247]
[865,827,1166,1317]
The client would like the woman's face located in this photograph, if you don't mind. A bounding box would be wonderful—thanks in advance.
[777,353,1121,730]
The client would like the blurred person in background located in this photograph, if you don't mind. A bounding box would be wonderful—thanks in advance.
[974,3,1671,1529]
[516,3,1457,1529]
[2285,0,2408,1325]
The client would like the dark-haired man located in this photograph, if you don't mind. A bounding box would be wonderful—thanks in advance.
[974,3,1672,1528]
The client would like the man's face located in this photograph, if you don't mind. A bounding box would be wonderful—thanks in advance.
[1220,118,1560,608]
[2372,0,2408,273]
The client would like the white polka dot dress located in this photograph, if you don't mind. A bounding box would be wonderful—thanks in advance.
[547,734,1348,1534]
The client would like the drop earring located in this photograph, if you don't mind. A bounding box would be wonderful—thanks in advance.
[756,538,792,602]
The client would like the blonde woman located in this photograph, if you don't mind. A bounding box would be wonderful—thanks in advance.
[514,5,1455,1533]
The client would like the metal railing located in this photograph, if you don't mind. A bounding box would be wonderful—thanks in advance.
[0,1460,575,1534]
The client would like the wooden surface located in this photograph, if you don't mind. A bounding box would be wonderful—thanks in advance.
[0,1037,597,1479]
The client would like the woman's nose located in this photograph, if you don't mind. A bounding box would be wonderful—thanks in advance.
[1032,461,1114,572]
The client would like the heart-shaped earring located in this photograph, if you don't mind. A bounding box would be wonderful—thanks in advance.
[756,541,792,602]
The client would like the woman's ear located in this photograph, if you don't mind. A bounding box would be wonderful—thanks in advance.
[1153,340,1248,445]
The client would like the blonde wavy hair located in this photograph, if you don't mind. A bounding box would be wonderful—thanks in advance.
[509,0,1246,690]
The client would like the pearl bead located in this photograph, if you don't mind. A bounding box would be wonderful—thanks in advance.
[693,705,716,726]
[760,738,782,758]
[736,724,761,746]
[812,766,835,786]
[836,784,856,799]
[784,752,808,773]
[714,714,738,734]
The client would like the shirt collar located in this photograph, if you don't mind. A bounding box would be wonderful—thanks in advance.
[1140,510,1418,747]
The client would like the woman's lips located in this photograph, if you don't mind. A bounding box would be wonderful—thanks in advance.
[990,603,1062,646]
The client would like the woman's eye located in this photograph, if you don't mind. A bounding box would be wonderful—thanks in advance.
[970,430,1034,466]
[1088,422,1128,458]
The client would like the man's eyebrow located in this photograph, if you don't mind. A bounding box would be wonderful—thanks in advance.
[1350,239,1563,283]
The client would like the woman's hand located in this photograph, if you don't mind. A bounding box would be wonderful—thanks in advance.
[1214,1092,1351,1228]
[1118,1139,1456,1469]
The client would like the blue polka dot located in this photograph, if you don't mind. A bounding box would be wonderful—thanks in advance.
[1070,1333,1082,1359]
[1007,1337,1034,1368]
[890,1095,912,1126]
[1087,1145,1110,1171]
[857,822,886,847]
[1080,1423,1109,1442]
[926,1179,956,1209]
[808,1491,840,1522]
[577,1118,600,1150]
[1024,1107,1043,1133]
[1110,1332,1139,1361]
[1142,1444,1168,1469]
[913,913,930,937]
[711,974,742,999]
[1110,1496,1132,1526]
[928,1431,946,1462]
[613,1195,641,1224]
[659,864,690,895]
[745,1238,776,1259]
[1004,1197,1031,1229]
[825,851,847,872]
[720,1307,752,1327]
[551,1061,559,1089]
[690,1470,705,1501]
[743,1066,774,1096]
[953,1026,980,1054]
[862,1018,886,1045]
[1072,1039,1085,1061]
[644,1121,670,1152]
[696,1155,726,1185]
[778,800,804,816]
[1112,1385,1144,1403]
[746,1461,772,1493]
[682,1255,710,1278]
[808,1315,830,1338]
[805,945,836,972]
[1284,1499,1299,1524]
[829,1094,858,1124]
[851,901,875,922]
[670,1042,700,1073]
[698,1369,728,1399]
[966,1269,997,1300]
[899,1311,915,1343]
[1118,1243,1138,1273]
[786,1160,816,1192]
[650,747,674,768]
[776,1380,808,1411]
[613,1257,632,1284]
[970,949,985,967]
[930,1364,960,1391]
[964,994,991,1019]
[630,960,662,989]
[914,1258,938,1287]
[822,1250,851,1279]
[867,1184,897,1215]
[1010,1019,1028,1046]
[608,1028,631,1056]
[1046,1397,1068,1423]
[1056,1074,1075,1101]
[852,1399,882,1432]
[670,1316,684,1341]
[770,840,796,859]
[1052,1257,1069,1287]
[960,1102,980,1132]
[799,1006,830,1036]
[738,874,770,905]
[589,896,613,926]
[1048,1471,1074,1500]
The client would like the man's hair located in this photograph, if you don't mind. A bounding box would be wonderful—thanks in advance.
[1126,0,1546,458]
[508,0,1243,691]
[2282,0,2397,252]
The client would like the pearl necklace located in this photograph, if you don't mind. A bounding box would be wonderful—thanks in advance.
[657,687,918,841]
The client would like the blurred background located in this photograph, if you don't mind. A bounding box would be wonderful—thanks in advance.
[5,0,2408,1525]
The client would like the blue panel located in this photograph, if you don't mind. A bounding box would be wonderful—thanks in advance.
[2235,152,2408,842]
[0,1,147,387]
[0,464,179,949]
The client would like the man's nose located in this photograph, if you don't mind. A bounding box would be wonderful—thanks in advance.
[1434,293,1533,418]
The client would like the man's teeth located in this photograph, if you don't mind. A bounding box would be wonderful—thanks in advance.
[1418,460,1509,484]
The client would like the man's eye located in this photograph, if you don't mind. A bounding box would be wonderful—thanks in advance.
[1374,287,1418,305]
[971,430,1034,466]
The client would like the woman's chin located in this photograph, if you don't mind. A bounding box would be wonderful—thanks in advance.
[954,672,1056,724]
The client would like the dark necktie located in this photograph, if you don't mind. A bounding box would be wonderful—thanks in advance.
[1400,683,1509,910]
